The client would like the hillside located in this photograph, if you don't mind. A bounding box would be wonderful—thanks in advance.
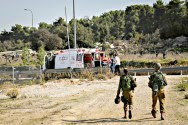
[0,0,188,53]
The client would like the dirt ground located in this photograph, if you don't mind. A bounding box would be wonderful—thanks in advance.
[0,75,188,125]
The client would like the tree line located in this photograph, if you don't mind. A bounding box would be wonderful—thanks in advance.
[0,0,187,52]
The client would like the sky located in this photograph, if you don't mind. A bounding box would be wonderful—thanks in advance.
[0,0,171,32]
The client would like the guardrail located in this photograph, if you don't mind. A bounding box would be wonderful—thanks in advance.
[1,66,186,75]
[44,67,106,74]
[0,66,188,83]
[129,66,188,76]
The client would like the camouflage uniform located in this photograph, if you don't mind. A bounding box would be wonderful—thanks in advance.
[117,74,137,119]
[148,63,167,120]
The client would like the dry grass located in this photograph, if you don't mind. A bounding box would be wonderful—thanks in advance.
[6,88,19,98]
[185,94,188,99]
[95,74,107,80]
[0,81,16,91]
[120,53,188,69]
[120,53,188,67]
[120,53,188,62]
[177,78,188,91]
[79,70,94,81]
[0,74,12,80]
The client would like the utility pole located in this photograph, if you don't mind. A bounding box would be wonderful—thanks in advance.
[73,0,77,48]
[65,6,72,77]
[65,6,70,49]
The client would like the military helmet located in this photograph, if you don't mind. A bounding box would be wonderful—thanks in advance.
[155,63,161,70]
[114,96,120,104]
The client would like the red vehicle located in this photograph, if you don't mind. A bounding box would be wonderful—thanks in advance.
[83,53,93,68]
[100,52,110,67]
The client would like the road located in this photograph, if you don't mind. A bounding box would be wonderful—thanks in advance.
[0,76,188,125]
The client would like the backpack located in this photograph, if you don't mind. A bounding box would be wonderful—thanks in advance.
[121,76,132,91]
[150,72,166,93]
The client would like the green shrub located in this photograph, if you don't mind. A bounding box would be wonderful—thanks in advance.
[6,88,19,98]
[37,45,46,66]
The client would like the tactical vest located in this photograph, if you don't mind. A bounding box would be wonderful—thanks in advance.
[150,72,166,92]
[121,76,132,91]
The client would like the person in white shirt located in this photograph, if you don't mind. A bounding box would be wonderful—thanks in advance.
[114,54,120,75]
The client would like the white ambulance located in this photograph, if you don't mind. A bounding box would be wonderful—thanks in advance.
[43,48,105,70]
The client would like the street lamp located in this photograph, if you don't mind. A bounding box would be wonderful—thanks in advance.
[24,9,33,27]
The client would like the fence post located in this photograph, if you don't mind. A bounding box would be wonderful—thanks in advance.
[39,65,42,75]
[134,72,136,76]
[69,68,72,78]
[180,70,183,76]
[148,72,150,76]
[12,66,15,84]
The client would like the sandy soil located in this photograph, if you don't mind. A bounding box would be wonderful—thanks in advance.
[0,75,188,125]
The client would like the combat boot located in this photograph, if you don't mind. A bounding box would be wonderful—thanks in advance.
[128,110,132,119]
[151,109,156,118]
[161,113,165,120]
[123,110,127,119]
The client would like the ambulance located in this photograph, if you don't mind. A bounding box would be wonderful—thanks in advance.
[43,48,107,70]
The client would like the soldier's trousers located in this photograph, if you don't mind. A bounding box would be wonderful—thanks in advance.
[123,91,133,111]
[152,89,165,113]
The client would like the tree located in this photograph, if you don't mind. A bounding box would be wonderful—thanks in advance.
[22,46,30,65]
[160,0,185,38]
[32,29,50,50]
[53,17,66,27]
[37,45,46,66]
[124,5,140,40]
[69,20,94,48]
[11,24,23,33]
[138,5,154,34]
[46,34,63,50]
[39,22,52,29]
[153,0,166,30]
[15,39,24,50]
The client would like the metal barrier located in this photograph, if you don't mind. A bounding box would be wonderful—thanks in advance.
[0,66,41,84]
[1,66,188,83]
[128,66,188,76]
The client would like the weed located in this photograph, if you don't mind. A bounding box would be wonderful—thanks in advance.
[103,69,115,79]
[0,74,12,80]
[6,88,19,98]
[185,94,188,99]
[95,74,107,80]
[177,83,188,91]
[177,78,188,91]
[80,70,94,81]
[36,74,45,85]
[21,94,28,99]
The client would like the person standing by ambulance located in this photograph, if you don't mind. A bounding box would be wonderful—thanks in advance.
[114,54,120,75]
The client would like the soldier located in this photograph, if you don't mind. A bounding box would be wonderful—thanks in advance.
[115,68,137,119]
[148,63,168,120]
